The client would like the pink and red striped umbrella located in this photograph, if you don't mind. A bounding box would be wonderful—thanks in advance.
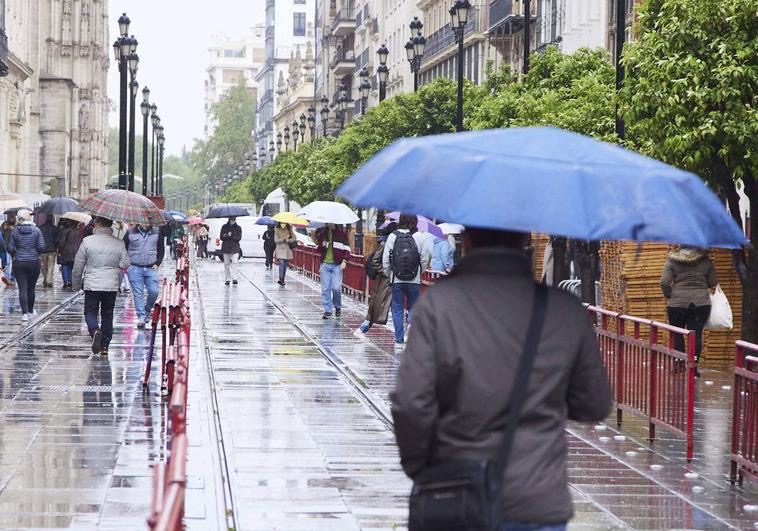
[80,189,165,226]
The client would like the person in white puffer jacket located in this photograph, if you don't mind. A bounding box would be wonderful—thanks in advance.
[73,216,130,355]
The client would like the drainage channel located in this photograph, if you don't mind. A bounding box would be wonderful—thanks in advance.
[0,291,82,351]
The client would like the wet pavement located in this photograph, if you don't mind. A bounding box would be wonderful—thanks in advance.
[193,257,757,531]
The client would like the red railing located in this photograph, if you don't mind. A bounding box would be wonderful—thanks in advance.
[147,238,192,531]
[587,306,696,461]
[731,340,758,484]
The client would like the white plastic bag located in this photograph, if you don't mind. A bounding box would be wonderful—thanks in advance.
[705,285,733,330]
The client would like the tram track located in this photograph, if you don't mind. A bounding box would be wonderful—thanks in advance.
[0,290,82,352]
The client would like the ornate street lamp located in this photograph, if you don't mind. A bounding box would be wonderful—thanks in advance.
[337,85,348,130]
[283,125,290,151]
[320,96,329,136]
[276,133,283,153]
[268,140,275,161]
[292,120,300,151]
[359,67,371,115]
[377,44,389,101]
[157,132,165,196]
[140,86,150,195]
[117,12,130,37]
[299,113,307,142]
[406,18,426,91]
[128,77,139,192]
[450,0,471,132]
[307,106,316,143]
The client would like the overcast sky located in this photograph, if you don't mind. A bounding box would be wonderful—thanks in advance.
[107,1,265,156]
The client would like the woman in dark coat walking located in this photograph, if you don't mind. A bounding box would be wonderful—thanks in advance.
[355,223,396,336]
[56,220,83,289]
[8,210,45,321]
[262,226,276,270]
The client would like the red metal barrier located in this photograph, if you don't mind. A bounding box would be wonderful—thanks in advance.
[586,306,696,461]
[731,340,758,484]
[148,237,192,531]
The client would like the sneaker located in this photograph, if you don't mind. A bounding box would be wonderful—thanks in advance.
[335,308,342,318]
[99,348,109,356]
[136,319,145,329]
[91,329,102,355]
[225,281,230,286]
[232,280,238,285]
[322,312,332,320]
[277,280,284,286]
[21,313,29,322]
[31,310,38,318]
[394,342,405,352]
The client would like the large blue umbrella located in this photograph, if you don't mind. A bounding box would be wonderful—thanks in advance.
[337,127,746,249]
[255,216,277,226]
[206,205,250,219]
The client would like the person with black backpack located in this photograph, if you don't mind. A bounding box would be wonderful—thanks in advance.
[382,214,432,348]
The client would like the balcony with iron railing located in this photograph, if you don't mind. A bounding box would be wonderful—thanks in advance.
[489,0,536,34]
[331,3,357,37]
[0,30,8,77]
[330,48,355,75]
[424,7,481,60]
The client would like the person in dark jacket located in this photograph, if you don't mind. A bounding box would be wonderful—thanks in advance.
[7,210,46,321]
[220,217,242,285]
[56,220,82,288]
[314,224,351,319]
[660,246,717,366]
[355,222,396,336]
[262,226,276,270]
[124,224,164,328]
[1,210,17,286]
[38,215,58,288]
[390,227,612,530]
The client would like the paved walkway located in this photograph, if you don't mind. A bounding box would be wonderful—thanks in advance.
[193,257,757,531]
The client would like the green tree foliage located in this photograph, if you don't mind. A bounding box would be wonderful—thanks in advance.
[622,0,758,340]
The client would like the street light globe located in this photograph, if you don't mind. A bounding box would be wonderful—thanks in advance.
[119,36,131,58]
[377,64,389,84]
[405,39,415,62]
[130,79,139,97]
[118,13,130,37]
[129,35,138,54]
[128,53,139,76]
[360,80,371,99]
[112,39,122,61]
[414,35,427,58]
[157,134,165,147]
[338,85,347,100]
[377,44,389,65]
[142,86,150,103]
[141,100,150,116]
[320,105,329,123]
[453,0,471,27]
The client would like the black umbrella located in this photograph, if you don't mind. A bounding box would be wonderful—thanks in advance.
[40,197,82,216]
[206,205,250,219]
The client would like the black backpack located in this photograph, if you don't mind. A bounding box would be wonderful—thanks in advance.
[390,231,421,281]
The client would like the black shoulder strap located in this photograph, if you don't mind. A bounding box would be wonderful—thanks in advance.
[496,284,549,474]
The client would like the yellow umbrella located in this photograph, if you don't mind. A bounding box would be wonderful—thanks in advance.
[272,212,309,226]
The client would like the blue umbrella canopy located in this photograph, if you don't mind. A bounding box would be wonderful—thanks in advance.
[39,197,82,216]
[338,127,746,249]
[206,205,251,219]
[255,216,277,226]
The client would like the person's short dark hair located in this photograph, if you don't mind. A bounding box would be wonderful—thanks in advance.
[94,216,113,228]
[464,227,530,250]
[381,222,398,237]
[398,214,417,232]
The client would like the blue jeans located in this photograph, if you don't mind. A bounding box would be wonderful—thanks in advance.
[391,283,420,343]
[278,259,289,282]
[61,264,73,285]
[320,263,342,314]
[4,252,14,280]
[127,266,159,321]
[500,523,566,531]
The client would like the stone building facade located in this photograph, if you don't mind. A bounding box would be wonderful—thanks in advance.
[0,0,109,198]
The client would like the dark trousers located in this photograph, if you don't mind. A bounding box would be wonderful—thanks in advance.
[667,304,711,362]
[84,291,118,348]
[264,247,275,268]
[13,260,40,314]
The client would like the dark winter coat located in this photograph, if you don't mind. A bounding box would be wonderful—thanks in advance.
[660,248,717,308]
[220,222,242,255]
[8,224,46,262]
[390,248,612,525]
[39,221,58,253]
[263,228,276,251]
[56,226,83,265]
[366,241,391,325]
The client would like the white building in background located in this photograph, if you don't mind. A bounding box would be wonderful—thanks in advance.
[204,25,265,137]
[0,0,109,198]
[560,0,607,54]
[255,0,315,158]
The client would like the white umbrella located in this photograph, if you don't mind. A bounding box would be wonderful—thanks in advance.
[61,211,92,225]
[0,193,28,211]
[298,201,359,225]
[438,223,465,235]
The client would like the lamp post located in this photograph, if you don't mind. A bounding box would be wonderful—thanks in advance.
[140,87,150,196]
[450,0,470,132]
[150,105,158,193]
[154,122,164,193]
[320,96,329,136]
[292,120,300,151]
[307,107,316,143]
[377,44,389,102]
[337,84,348,130]
[276,132,283,153]
[268,140,275,162]
[523,0,531,74]
[127,52,139,192]
[157,132,165,195]
[113,13,131,189]
[406,18,426,92]
[298,114,307,144]
[358,67,370,114]
[283,126,290,151]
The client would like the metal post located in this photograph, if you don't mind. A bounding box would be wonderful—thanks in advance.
[158,145,164,195]
[128,81,137,191]
[456,33,464,132]
[379,84,386,102]
[141,112,148,195]
[150,130,156,194]
[414,67,419,92]
[118,55,128,189]
[615,0,626,140]
[523,0,531,74]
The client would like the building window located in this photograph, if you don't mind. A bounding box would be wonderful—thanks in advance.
[293,12,306,36]
[294,0,306,3]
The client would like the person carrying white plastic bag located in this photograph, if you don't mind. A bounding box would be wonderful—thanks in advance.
[660,246,718,374]
[705,284,733,330]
